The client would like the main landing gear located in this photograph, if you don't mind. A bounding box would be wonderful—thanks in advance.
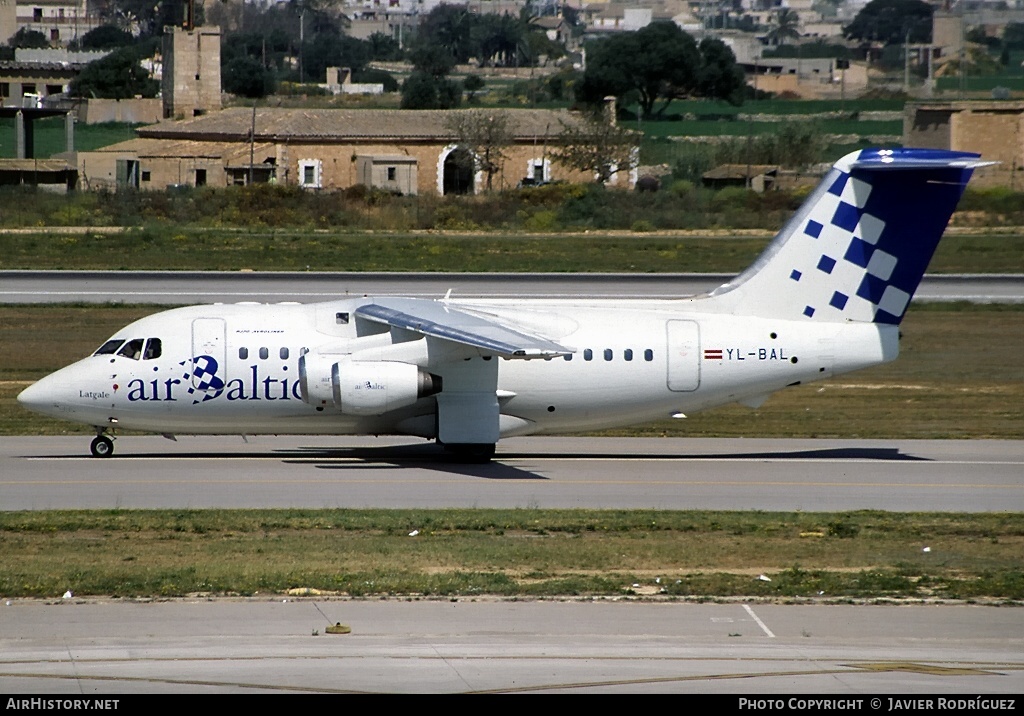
[90,433,114,458]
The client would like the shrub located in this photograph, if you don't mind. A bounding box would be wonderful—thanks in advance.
[669,179,695,197]
[523,209,560,231]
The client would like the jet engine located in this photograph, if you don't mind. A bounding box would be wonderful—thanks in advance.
[299,355,441,415]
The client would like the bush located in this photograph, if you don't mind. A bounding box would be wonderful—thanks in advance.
[523,209,560,231]
[669,179,695,197]
[710,185,752,212]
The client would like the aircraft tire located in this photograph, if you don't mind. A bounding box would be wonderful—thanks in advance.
[442,442,496,463]
[90,436,114,458]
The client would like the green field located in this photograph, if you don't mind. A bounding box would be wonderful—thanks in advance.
[1,509,1021,600]
[0,229,1021,273]
[0,118,138,159]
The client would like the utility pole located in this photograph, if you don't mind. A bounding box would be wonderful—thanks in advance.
[904,29,910,94]
[959,11,965,99]
[248,103,256,186]
[299,9,305,84]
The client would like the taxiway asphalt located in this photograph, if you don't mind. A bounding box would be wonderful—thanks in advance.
[3,436,1022,512]
[1,598,1022,694]
[3,271,1022,304]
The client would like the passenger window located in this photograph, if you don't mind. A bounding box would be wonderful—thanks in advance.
[564,354,572,361]
[336,312,349,325]
[239,347,249,360]
[583,349,593,361]
[143,338,162,360]
[259,347,269,360]
[604,349,613,361]
[117,338,145,360]
[624,349,633,361]
[94,339,124,356]
[644,349,654,361]
[280,347,289,360]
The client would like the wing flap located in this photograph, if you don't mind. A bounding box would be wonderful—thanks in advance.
[355,298,573,359]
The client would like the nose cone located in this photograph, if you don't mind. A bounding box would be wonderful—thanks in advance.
[18,377,60,415]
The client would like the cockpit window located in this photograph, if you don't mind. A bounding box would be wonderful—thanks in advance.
[94,339,124,356]
[117,338,145,360]
[143,338,162,360]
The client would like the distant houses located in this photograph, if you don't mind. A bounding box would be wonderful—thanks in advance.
[76,107,632,193]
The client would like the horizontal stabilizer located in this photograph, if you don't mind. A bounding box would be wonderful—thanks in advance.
[356,297,573,359]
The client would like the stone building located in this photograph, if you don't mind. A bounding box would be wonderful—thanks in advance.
[161,25,222,119]
[0,0,97,46]
[904,101,1023,187]
[76,107,636,193]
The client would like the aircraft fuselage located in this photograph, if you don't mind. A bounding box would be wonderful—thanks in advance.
[22,297,897,439]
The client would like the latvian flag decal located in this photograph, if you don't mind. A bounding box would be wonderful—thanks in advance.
[704,348,723,360]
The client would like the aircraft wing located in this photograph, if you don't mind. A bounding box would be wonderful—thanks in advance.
[355,297,573,359]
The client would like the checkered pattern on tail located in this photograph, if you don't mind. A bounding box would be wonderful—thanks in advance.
[711,148,983,325]
[790,169,905,322]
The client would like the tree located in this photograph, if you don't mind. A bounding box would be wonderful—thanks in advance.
[576,22,743,118]
[697,37,747,107]
[766,9,802,46]
[96,0,188,39]
[302,33,370,83]
[1003,23,1024,50]
[402,41,462,109]
[400,72,462,109]
[409,43,457,78]
[367,31,403,61]
[78,24,134,50]
[550,114,638,185]
[416,3,476,64]
[69,47,159,99]
[843,0,933,45]
[444,110,513,191]
[463,74,485,103]
[10,28,49,49]
[223,55,274,98]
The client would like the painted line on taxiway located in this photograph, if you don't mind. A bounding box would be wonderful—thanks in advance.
[742,605,776,638]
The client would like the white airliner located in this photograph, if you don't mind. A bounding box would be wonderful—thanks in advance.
[19,148,988,460]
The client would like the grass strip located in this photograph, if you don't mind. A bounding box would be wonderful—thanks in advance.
[0,230,1021,273]
[1,509,1020,601]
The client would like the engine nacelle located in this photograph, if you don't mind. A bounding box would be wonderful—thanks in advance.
[334,360,441,416]
[299,354,440,415]
[298,353,341,407]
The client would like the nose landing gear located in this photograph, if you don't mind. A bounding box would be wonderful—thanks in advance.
[90,434,114,458]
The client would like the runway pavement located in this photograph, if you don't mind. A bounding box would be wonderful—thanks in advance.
[3,271,1022,304]
[3,436,1022,512]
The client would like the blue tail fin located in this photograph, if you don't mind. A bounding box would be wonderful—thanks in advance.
[708,148,988,324]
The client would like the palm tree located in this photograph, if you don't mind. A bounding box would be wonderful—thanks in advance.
[767,9,801,46]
